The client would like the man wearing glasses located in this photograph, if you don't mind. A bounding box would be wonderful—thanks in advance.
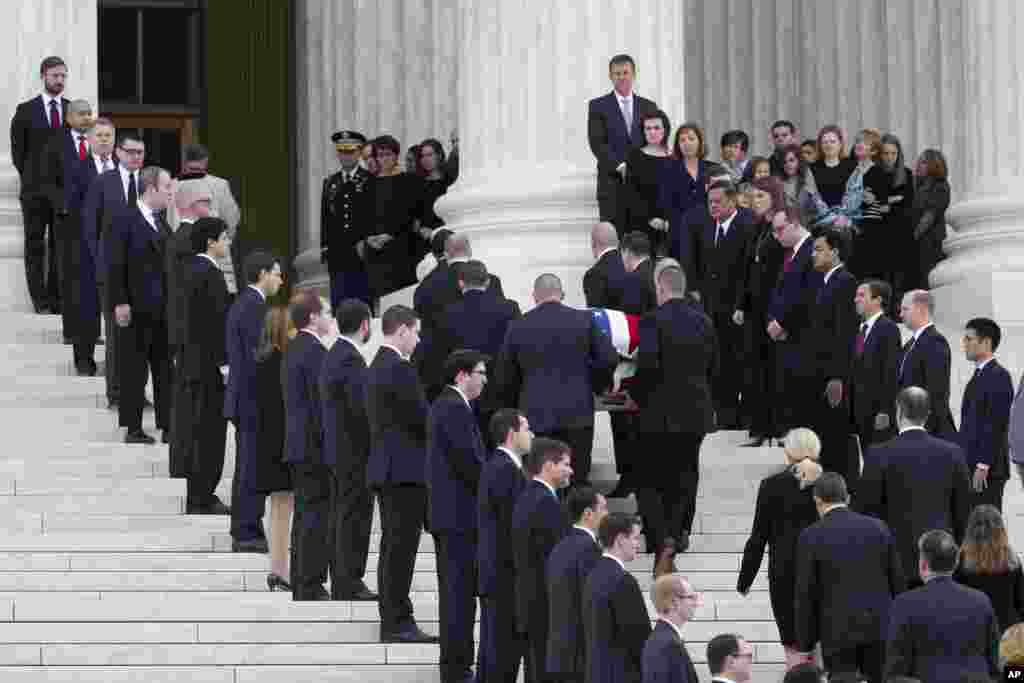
[706,633,754,683]
[642,574,702,683]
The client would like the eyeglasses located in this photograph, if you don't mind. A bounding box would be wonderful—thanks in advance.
[472,370,487,376]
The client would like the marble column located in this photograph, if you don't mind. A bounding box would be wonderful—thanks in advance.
[0,0,98,313]
[437,0,685,309]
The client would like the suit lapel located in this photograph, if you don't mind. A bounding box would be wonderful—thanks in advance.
[36,95,49,127]
[607,93,630,142]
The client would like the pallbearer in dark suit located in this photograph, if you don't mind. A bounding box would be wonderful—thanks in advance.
[583,513,651,683]
[849,280,902,450]
[897,290,956,438]
[546,487,607,683]
[282,291,332,601]
[958,317,1014,512]
[180,219,231,515]
[319,299,377,601]
[365,305,437,643]
[642,574,701,683]
[620,232,658,316]
[321,130,373,311]
[512,438,573,683]
[105,166,174,444]
[477,409,532,683]
[427,350,490,683]
[808,229,860,487]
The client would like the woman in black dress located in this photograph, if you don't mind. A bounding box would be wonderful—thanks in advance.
[955,504,1024,634]
[624,110,675,254]
[876,134,916,311]
[415,139,453,264]
[252,304,294,591]
[809,125,860,231]
[909,148,951,290]
[738,427,823,669]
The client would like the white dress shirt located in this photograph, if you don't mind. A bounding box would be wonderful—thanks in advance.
[861,310,883,339]
[573,524,597,544]
[247,284,266,301]
[823,264,843,285]
[602,552,625,570]
[136,199,158,232]
[497,446,522,470]
[533,477,557,498]
[41,93,62,127]
[380,342,408,362]
[449,384,471,410]
[92,153,114,175]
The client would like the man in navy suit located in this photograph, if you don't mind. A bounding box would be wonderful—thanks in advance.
[427,350,490,683]
[705,633,755,683]
[807,229,860,486]
[582,513,651,683]
[10,56,70,313]
[620,231,657,316]
[320,298,377,601]
[897,290,956,438]
[282,291,332,600]
[225,251,283,552]
[477,409,532,683]
[795,473,905,682]
[958,317,1015,512]
[849,280,902,450]
[642,574,701,683]
[512,437,573,683]
[105,166,174,444]
[497,274,618,485]
[885,530,1000,682]
[365,305,436,643]
[855,387,971,586]
[546,487,608,683]
[587,54,659,236]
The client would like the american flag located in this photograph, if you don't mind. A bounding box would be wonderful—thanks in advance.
[590,308,640,393]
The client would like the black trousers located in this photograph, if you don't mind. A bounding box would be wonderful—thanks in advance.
[118,313,169,432]
[636,432,703,552]
[812,382,859,493]
[744,313,778,437]
[20,196,53,307]
[711,308,744,426]
[55,213,78,338]
[183,369,227,506]
[375,483,427,631]
[478,588,524,683]
[522,616,549,683]
[823,641,884,683]
[596,172,628,238]
[609,412,639,484]
[100,285,120,402]
[329,461,374,597]
[435,531,478,683]
[290,463,332,599]
[537,425,594,485]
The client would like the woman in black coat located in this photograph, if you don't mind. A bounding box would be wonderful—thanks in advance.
[955,504,1024,634]
[738,428,823,669]
[909,148,951,290]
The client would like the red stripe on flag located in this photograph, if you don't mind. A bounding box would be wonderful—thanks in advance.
[626,314,640,353]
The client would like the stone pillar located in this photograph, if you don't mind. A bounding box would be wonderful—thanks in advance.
[0,0,98,312]
[438,1,685,309]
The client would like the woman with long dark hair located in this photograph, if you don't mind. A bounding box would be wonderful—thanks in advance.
[910,148,951,290]
[779,144,819,226]
[625,109,676,254]
[956,504,1024,633]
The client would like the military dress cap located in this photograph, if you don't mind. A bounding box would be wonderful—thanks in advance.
[332,130,367,150]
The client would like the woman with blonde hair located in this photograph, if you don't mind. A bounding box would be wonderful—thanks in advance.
[738,427,824,669]
[955,504,1024,633]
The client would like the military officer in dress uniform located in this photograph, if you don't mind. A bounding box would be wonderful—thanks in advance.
[321,130,374,313]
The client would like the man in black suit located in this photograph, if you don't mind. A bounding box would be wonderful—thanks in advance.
[365,305,436,643]
[642,574,701,683]
[794,473,905,683]
[282,291,332,601]
[10,56,69,313]
[546,486,608,683]
[693,182,755,429]
[629,265,716,562]
[583,513,651,683]
[620,231,657,315]
[705,633,755,683]
[958,317,1015,512]
[885,530,1000,683]
[320,298,377,601]
[807,229,860,486]
[224,251,283,552]
[855,387,971,587]
[477,409,532,683]
[849,280,902,450]
[497,274,617,486]
[587,54,659,236]
[669,167,734,289]
[179,219,231,515]
[106,166,174,444]
[584,222,627,311]
[897,290,956,438]
[321,130,374,311]
[512,437,573,683]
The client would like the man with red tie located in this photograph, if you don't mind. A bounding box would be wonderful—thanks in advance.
[849,280,902,451]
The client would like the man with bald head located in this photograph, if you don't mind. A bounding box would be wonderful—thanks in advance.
[496,273,618,484]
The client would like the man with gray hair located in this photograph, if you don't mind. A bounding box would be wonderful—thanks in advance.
[897,290,955,438]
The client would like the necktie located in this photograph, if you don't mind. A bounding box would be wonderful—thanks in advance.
[127,172,138,205]
[899,336,917,379]
[102,156,112,172]
[49,100,60,129]
[715,224,725,247]
[621,98,632,136]
[77,135,88,161]
[783,247,796,273]
[855,323,867,355]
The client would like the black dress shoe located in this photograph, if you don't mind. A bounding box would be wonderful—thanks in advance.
[124,429,156,445]
[232,537,269,553]
[334,584,378,601]
[63,336,73,345]
[107,399,118,410]
[293,586,330,601]
[380,623,439,643]
[75,363,97,377]
[187,498,231,515]
[33,302,50,314]
[267,574,291,592]
[161,431,171,444]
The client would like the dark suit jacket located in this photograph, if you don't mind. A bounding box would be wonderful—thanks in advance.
[856,429,971,582]
[668,204,706,292]
[224,287,267,428]
[426,387,487,534]
[10,95,69,197]
[958,358,1014,480]
[477,449,527,596]
[885,576,1000,683]
[106,206,169,318]
[282,331,327,465]
[631,298,717,435]
[40,128,83,215]
[497,301,618,433]
[413,260,505,338]
[898,325,956,437]
[366,346,429,487]
[809,267,859,382]
[621,258,657,316]
[795,507,905,653]
[320,337,371,474]
[511,479,567,633]
[641,621,699,683]
[583,555,652,683]
[181,256,228,383]
[583,248,628,310]
[849,315,902,434]
[166,219,199,349]
[768,235,820,346]
[695,208,756,314]
[587,91,659,177]
[81,166,127,281]
[546,526,602,676]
